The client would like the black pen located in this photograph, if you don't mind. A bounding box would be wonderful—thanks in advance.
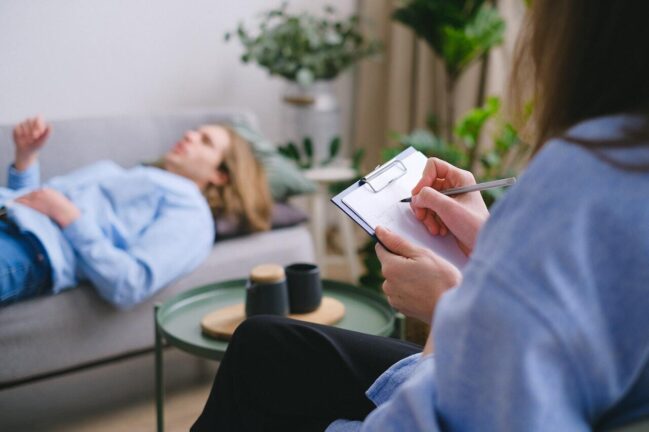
[400,177,516,202]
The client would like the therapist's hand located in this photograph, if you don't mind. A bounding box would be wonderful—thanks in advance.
[16,188,80,228]
[375,226,461,326]
[410,158,489,255]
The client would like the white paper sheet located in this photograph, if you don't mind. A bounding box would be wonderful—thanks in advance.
[343,151,468,269]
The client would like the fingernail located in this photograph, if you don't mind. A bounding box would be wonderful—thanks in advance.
[410,195,417,205]
[376,226,389,235]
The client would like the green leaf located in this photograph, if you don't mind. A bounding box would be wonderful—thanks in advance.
[303,137,313,157]
[455,96,500,147]
[277,147,291,158]
[352,148,365,171]
[393,0,486,56]
[480,151,501,169]
[281,142,301,162]
[425,113,440,135]
[381,147,402,162]
[494,123,520,153]
[303,137,314,167]
[328,136,341,159]
[321,136,342,166]
[388,130,404,142]
[394,1,504,79]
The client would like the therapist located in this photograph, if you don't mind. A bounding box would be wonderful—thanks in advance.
[192,0,649,430]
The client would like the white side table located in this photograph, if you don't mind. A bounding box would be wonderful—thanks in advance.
[304,164,361,281]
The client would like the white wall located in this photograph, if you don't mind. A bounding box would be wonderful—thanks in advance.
[0,0,356,146]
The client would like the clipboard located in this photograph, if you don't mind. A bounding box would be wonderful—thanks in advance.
[331,147,416,239]
[331,147,468,269]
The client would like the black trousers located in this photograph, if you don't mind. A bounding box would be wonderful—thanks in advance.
[192,315,421,432]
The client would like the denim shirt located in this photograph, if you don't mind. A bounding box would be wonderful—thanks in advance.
[328,115,649,431]
[0,161,213,308]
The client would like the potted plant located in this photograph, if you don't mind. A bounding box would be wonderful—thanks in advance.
[227,3,381,164]
[393,0,505,143]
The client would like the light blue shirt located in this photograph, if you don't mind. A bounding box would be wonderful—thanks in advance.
[328,115,649,431]
[1,161,214,308]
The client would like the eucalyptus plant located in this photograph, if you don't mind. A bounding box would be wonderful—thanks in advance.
[226,3,381,86]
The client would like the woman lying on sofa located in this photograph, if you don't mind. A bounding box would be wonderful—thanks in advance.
[0,116,272,308]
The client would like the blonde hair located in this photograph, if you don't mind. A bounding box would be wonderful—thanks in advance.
[203,126,273,232]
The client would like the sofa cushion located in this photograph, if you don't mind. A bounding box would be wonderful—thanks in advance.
[232,123,316,200]
[215,201,308,240]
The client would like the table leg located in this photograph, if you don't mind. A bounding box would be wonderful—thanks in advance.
[394,312,406,340]
[154,304,165,432]
[311,185,327,276]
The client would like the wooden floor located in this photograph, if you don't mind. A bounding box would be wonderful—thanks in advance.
[48,259,358,432]
[51,382,213,432]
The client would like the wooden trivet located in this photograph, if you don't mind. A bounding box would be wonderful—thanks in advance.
[200,296,345,341]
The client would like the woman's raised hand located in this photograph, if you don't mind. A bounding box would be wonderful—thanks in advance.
[12,116,51,171]
[410,158,489,255]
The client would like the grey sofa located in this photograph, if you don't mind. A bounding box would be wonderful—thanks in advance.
[0,109,315,427]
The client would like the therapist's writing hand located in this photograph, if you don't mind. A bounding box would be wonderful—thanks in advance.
[411,158,489,255]
[12,116,51,171]
[375,226,461,326]
[16,188,80,228]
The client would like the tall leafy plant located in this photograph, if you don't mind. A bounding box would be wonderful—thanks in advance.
[393,0,505,142]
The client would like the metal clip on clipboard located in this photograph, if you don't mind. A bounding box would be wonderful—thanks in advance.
[360,160,407,193]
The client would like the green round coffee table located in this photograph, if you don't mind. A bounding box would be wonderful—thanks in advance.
[154,279,398,432]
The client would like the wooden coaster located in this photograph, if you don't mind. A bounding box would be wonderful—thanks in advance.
[201,296,345,341]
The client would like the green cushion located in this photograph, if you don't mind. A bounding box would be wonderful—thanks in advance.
[232,123,316,200]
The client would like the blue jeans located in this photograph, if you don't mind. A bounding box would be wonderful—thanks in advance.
[0,220,52,305]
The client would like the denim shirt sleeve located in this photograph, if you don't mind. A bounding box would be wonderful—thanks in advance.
[328,263,591,432]
[325,353,423,431]
[7,162,40,190]
[326,356,439,432]
[62,202,213,308]
[365,353,421,406]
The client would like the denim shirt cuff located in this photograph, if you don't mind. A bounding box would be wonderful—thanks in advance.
[325,419,363,432]
[8,161,40,190]
[366,353,423,406]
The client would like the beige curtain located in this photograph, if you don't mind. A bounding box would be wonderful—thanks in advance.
[352,0,525,169]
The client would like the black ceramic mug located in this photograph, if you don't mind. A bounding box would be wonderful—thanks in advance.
[245,264,290,317]
[285,263,322,314]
